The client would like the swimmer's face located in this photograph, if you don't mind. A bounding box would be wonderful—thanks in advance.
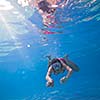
[54,65,62,74]
[55,69,61,73]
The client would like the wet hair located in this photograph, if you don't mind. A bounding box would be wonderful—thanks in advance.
[38,0,56,14]
[48,58,62,68]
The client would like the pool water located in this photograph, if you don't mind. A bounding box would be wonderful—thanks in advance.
[0,0,100,100]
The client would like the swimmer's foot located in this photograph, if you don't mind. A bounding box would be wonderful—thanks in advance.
[63,54,69,61]
[45,55,52,60]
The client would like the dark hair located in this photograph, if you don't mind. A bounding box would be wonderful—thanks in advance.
[48,58,62,68]
[38,1,50,12]
[38,1,56,14]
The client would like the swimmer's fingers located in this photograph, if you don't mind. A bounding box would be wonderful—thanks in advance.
[60,76,68,84]
[46,81,54,87]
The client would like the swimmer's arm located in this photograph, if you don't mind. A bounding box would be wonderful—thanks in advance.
[60,60,73,79]
[50,0,69,8]
[45,66,53,82]
[59,0,69,8]
[49,0,69,8]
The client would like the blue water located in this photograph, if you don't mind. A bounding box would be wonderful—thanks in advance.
[0,0,100,100]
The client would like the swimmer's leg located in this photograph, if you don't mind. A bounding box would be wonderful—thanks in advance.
[63,54,69,61]
[46,55,52,61]
[45,55,52,66]
[63,54,80,72]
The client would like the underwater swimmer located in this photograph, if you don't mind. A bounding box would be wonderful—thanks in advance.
[45,55,79,87]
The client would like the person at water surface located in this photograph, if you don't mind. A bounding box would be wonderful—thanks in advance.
[34,0,69,26]
[19,0,69,26]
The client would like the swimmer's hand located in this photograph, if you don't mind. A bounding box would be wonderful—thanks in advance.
[46,81,54,87]
[60,76,68,84]
[50,5,59,8]
[59,3,66,8]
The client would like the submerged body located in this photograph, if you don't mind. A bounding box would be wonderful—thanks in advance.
[46,55,79,87]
